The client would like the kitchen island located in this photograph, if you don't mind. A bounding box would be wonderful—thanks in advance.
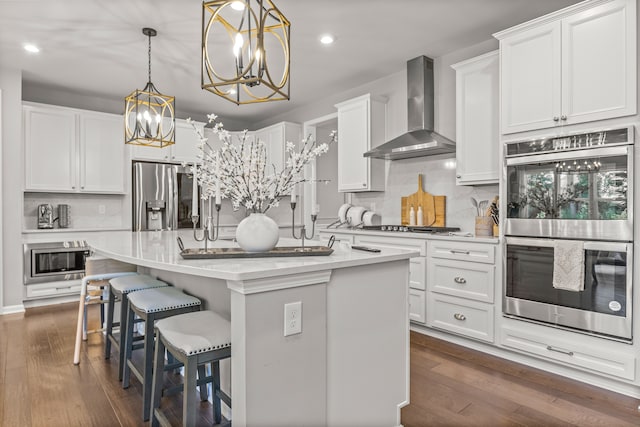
[87,230,416,427]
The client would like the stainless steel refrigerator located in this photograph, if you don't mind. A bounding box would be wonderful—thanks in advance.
[132,161,200,231]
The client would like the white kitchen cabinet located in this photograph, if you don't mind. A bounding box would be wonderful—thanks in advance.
[254,122,301,174]
[24,103,126,193]
[353,234,426,324]
[496,0,636,134]
[24,104,77,192]
[452,51,499,185]
[335,94,385,192]
[427,239,496,343]
[79,112,126,193]
[130,118,204,164]
[501,321,636,381]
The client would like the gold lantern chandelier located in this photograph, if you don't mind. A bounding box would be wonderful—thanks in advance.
[125,27,175,147]
[201,0,290,105]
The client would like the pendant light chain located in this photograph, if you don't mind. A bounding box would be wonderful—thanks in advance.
[147,31,152,84]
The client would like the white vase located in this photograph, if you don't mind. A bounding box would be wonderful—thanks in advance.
[235,213,280,252]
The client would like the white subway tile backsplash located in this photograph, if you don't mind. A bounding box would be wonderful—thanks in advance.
[351,156,499,233]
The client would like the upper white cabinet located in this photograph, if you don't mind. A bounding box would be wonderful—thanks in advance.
[79,112,126,193]
[129,118,204,164]
[24,103,126,193]
[496,0,636,134]
[254,122,301,173]
[452,51,499,185]
[335,94,385,192]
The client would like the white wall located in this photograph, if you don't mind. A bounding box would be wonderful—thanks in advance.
[0,68,25,310]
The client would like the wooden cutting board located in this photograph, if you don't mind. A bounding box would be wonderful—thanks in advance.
[401,174,446,227]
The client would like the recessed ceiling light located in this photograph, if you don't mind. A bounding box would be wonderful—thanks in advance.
[230,1,245,11]
[320,35,335,45]
[24,43,40,53]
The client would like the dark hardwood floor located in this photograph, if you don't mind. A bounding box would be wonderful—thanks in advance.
[0,302,638,426]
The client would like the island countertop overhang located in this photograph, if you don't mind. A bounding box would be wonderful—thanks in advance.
[86,230,418,282]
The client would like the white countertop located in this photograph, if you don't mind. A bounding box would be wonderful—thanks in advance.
[318,227,500,244]
[87,230,417,282]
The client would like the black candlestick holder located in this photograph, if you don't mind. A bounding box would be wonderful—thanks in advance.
[192,202,222,251]
[290,201,317,249]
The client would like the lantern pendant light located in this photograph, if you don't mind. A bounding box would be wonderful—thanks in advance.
[125,27,175,147]
[201,0,290,105]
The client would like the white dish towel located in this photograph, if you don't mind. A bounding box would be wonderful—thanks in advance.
[552,240,585,292]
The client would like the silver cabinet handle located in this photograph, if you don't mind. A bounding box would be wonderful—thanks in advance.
[546,345,573,356]
[453,313,466,321]
[561,115,567,121]
[72,186,76,189]
[454,277,466,284]
[553,116,559,122]
[449,249,470,255]
[456,174,461,178]
[56,286,72,290]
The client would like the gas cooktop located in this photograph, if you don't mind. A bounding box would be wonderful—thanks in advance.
[362,225,461,233]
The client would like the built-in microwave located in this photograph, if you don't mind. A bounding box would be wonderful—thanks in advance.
[23,241,91,285]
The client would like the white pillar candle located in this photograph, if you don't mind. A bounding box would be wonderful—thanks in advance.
[209,195,214,219]
[215,156,222,205]
[310,160,317,214]
[192,165,198,216]
[291,182,297,203]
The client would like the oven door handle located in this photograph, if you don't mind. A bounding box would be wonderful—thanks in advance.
[506,145,630,166]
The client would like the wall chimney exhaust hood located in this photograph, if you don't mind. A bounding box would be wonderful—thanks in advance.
[364,56,455,160]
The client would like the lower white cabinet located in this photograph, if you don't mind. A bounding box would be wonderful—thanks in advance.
[501,322,636,381]
[409,288,426,324]
[428,293,494,343]
[427,239,496,342]
[353,234,426,325]
[25,280,82,300]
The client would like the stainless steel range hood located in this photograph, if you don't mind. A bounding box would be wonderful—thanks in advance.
[364,56,455,160]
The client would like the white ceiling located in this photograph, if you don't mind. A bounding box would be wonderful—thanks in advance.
[0,0,581,126]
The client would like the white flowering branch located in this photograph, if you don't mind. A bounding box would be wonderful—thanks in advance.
[187,114,336,214]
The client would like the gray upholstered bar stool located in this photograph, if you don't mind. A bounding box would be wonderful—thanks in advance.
[150,310,231,427]
[123,286,202,421]
[104,274,170,380]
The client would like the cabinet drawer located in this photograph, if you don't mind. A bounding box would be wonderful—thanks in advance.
[354,235,426,256]
[501,326,635,381]
[409,289,426,324]
[409,257,425,290]
[429,259,494,303]
[25,281,82,299]
[428,294,494,343]
[429,240,495,264]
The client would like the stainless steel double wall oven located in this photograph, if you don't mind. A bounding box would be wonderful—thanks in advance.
[503,126,634,341]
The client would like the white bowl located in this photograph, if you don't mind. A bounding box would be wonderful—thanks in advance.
[347,206,367,226]
[363,211,381,226]
[338,203,352,223]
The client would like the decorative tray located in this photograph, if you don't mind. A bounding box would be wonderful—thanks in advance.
[179,246,334,259]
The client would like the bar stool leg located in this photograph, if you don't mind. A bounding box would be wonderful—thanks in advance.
[117,294,130,381]
[150,333,166,427]
[104,287,116,359]
[183,356,198,427]
[213,360,222,424]
[198,365,208,401]
[122,303,136,389]
[73,276,90,365]
[142,312,156,421]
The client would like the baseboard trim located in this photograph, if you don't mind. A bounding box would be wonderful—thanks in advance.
[23,295,79,309]
[1,304,26,315]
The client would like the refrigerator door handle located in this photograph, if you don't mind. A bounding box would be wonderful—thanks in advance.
[169,165,178,230]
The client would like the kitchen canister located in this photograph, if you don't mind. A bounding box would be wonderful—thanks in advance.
[58,204,70,228]
[475,216,493,237]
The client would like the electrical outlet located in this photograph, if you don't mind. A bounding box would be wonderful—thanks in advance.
[98,204,106,215]
[284,301,302,336]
